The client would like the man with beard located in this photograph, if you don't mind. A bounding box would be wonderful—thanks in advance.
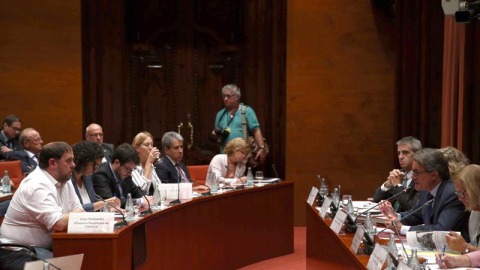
[0,142,84,265]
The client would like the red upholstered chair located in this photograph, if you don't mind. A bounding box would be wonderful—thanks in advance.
[186,165,209,185]
[0,160,24,187]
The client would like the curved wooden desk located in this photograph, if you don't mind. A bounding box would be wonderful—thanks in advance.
[306,202,368,270]
[53,181,294,270]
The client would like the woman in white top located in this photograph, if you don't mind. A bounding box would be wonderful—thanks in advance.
[131,131,161,194]
[209,138,251,186]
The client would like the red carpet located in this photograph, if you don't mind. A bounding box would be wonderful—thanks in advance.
[238,227,306,270]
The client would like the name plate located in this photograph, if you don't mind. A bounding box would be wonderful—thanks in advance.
[319,197,332,218]
[351,226,365,254]
[366,244,388,270]
[160,183,193,200]
[68,212,115,233]
[307,186,319,206]
[330,210,347,234]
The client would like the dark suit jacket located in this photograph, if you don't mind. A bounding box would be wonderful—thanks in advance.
[71,174,98,212]
[92,162,143,208]
[154,157,191,184]
[373,179,419,212]
[7,150,37,173]
[400,180,470,241]
[0,131,20,160]
[102,143,115,163]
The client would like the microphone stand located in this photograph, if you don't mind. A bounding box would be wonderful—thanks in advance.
[191,180,211,196]
[169,172,181,205]
[392,221,410,263]
[132,185,153,216]
[271,164,280,179]
[355,186,412,223]
[95,194,128,229]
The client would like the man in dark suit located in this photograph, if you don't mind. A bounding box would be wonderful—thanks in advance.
[373,136,421,212]
[0,114,22,160]
[85,123,114,163]
[92,143,150,208]
[380,148,470,241]
[8,128,43,173]
[155,131,191,184]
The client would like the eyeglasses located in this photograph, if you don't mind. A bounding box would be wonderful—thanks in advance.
[222,94,236,99]
[88,133,104,138]
[122,164,135,173]
[412,170,429,177]
[455,190,467,198]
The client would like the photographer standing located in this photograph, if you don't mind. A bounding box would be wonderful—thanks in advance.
[212,84,268,166]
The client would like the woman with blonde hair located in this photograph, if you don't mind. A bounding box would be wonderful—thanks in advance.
[439,146,470,179]
[131,131,161,194]
[437,164,480,268]
[208,138,251,186]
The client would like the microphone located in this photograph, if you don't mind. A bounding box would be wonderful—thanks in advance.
[0,244,62,270]
[191,180,211,196]
[272,164,280,179]
[169,170,181,205]
[355,186,412,223]
[376,198,434,235]
[392,221,410,263]
[224,165,245,190]
[132,185,153,216]
[95,194,128,229]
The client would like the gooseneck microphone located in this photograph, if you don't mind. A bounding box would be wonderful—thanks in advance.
[355,186,412,223]
[169,171,181,205]
[0,243,62,270]
[95,194,128,229]
[224,165,245,189]
[132,185,153,216]
[272,164,280,179]
[190,180,211,196]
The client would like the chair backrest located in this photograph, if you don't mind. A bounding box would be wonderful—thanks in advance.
[0,160,24,187]
[186,165,209,185]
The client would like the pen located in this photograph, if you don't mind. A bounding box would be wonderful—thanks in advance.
[439,244,446,263]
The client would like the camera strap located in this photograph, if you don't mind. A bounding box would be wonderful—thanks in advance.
[219,107,236,129]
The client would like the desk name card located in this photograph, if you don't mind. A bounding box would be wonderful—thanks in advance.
[319,197,332,219]
[366,244,388,270]
[330,210,347,234]
[307,187,319,206]
[68,212,115,233]
[351,225,365,254]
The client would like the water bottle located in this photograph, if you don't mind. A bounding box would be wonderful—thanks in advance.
[332,188,339,208]
[3,170,11,193]
[102,201,109,212]
[246,167,254,187]
[346,198,354,217]
[125,193,134,220]
[386,234,398,269]
[152,184,161,209]
[408,249,421,270]
[364,212,373,236]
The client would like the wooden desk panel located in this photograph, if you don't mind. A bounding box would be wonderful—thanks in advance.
[53,182,294,270]
[306,202,368,270]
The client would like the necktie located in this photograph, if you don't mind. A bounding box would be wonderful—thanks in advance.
[175,164,189,183]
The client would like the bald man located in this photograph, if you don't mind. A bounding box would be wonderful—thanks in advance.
[85,123,114,163]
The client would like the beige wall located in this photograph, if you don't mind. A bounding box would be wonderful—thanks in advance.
[0,1,82,144]
[287,1,396,225]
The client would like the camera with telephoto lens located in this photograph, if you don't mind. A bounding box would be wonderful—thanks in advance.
[214,127,230,144]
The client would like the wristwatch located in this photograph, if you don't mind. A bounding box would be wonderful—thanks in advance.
[465,243,471,254]
[259,145,267,150]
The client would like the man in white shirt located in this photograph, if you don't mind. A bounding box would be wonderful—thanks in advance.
[8,128,44,173]
[373,136,422,212]
[1,142,84,261]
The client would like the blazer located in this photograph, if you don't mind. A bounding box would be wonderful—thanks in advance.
[373,179,419,212]
[400,179,470,241]
[102,143,115,163]
[7,150,38,173]
[154,157,191,184]
[0,132,20,160]
[71,174,98,212]
[92,162,143,208]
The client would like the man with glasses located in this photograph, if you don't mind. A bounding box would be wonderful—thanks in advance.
[8,128,43,173]
[92,143,150,208]
[0,114,22,160]
[212,84,267,165]
[85,123,115,163]
[373,136,421,212]
[379,148,469,240]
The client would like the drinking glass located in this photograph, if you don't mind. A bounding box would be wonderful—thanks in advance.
[342,194,352,206]
[255,171,264,180]
[218,177,226,192]
[367,221,377,241]
[160,190,167,208]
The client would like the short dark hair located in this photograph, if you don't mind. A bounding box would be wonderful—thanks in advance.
[2,114,21,126]
[72,141,104,173]
[413,148,450,181]
[112,143,140,165]
[39,142,72,169]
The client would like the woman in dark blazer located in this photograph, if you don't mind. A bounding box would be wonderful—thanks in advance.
[71,141,120,212]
